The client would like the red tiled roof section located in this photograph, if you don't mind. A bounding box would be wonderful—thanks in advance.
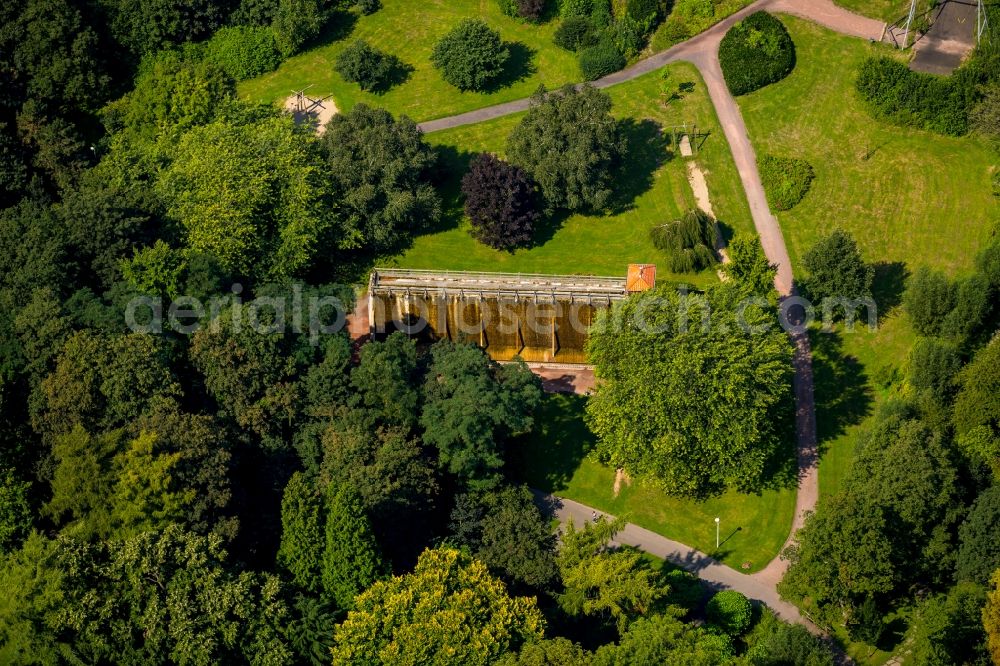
[626,264,656,293]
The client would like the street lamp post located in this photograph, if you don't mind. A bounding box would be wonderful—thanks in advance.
[715,517,720,549]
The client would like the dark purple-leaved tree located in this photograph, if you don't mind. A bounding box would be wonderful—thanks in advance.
[461,153,540,251]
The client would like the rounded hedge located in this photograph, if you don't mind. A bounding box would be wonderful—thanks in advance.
[431,19,510,91]
[204,26,282,81]
[706,590,754,636]
[335,39,395,92]
[579,37,625,81]
[719,11,795,96]
[758,154,814,211]
[554,16,597,51]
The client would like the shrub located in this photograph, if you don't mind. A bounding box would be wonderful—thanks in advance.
[272,0,328,57]
[554,16,597,51]
[608,15,646,58]
[904,266,956,336]
[561,0,593,18]
[908,337,961,404]
[497,0,519,17]
[357,0,380,15]
[674,0,715,22]
[650,208,718,273]
[856,56,979,136]
[590,0,613,27]
[461,153,540,251]
[802,229,873,304]
[757,154,814,211]
[335,39,397,92]
[707,590,754,635]
[626,0,658,25]
[579,37,626,81]
[431,19,510,91]
[516,0,547,20]
[719,11,795,95]
[204,26,282,81]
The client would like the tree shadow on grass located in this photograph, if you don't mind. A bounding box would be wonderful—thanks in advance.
[486,42,537,92]
[369,56,415,94]
[809,328,874,459]
[871,260,908,320]
[609,118,670,214]
[311,10,359,48]
[510,393,595,492]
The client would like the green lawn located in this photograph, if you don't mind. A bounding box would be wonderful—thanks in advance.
[513,394,798,573]
[239,0,581,122]
[737,17,997,493]
[834,0,911,23]
[384,62,753,284]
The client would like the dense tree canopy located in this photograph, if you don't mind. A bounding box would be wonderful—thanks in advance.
[322,104,440,253]
[331,548,545,664]
[802,228,873,305]
[461,153,540,251]
[507,85,626,213]
[431,19,510,91]
[586,284,793,497]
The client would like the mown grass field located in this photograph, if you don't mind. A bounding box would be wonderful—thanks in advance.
[513,394,798,573]
[738,17,998,495]
[239,0,581,121]
[833,0,912,22]
[386,62,754,284]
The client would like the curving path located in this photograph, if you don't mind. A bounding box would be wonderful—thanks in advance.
[415,0,883,628]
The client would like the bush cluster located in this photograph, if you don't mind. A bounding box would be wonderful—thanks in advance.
[335,39,399,92]
[554,0,662,79]
[855,56,980,136]
[707,590,754,636]
[431,19,510,91]
[204,26,282,81]
[357,0,380,15]
[719,11,795,96]
[580,36,627,80]
[650,208,718,272]
[758,154,814,211]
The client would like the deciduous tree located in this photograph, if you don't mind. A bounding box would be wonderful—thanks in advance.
[461,153,540,251]
[431,19,510,91]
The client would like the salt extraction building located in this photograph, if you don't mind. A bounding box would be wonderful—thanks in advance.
[367,265,656,364]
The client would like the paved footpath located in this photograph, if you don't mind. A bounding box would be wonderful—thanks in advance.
[544,493,819,631]
[413,0,883,630]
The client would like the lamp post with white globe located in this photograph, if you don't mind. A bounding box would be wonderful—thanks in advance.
[715,517,720,549]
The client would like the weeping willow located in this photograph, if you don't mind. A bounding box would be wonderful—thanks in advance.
[649,209,719,273]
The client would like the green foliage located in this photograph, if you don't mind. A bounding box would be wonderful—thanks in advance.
[957,487,1000,584]
[941,273,993,343]
[905,583,989,665]
[431,19,511,91]
[322,483,387,610]
[802,228,874,303]
[554,16,599,51]
[757,154,814,211]
[561,0,596,18]
[277,472,325,595]
[204,26,282,81]
[350,332,420,429]
[321,104,441,253]
[109,0,226,56]
[420,341,541,488]
[721,233,777,296]
[449,485,557,589]
[907,337,960,406]
[591,613,733,664]
[272,0,328,57]
[335,39,399,92]
[507,85,625,212]
[0,468,31,553]
[987,571,1000,664]
[119,240,187,300]
[586,284,793,497]
[579,36,627,81]
[954,339,1000,478]
[719,12,795,96]
[742,608,834,666]
[357,0,381,14]
[649,208,719,273]
[855,55,980,136]
[498,638,592,665]
[331,547,545,664]
[780,409,965,623]
[557,518,666,631]
[706,590,753,635]
[287,595,337,666]
[904,266,955,336]
[158,114,336,281]
[110,431,196,536]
